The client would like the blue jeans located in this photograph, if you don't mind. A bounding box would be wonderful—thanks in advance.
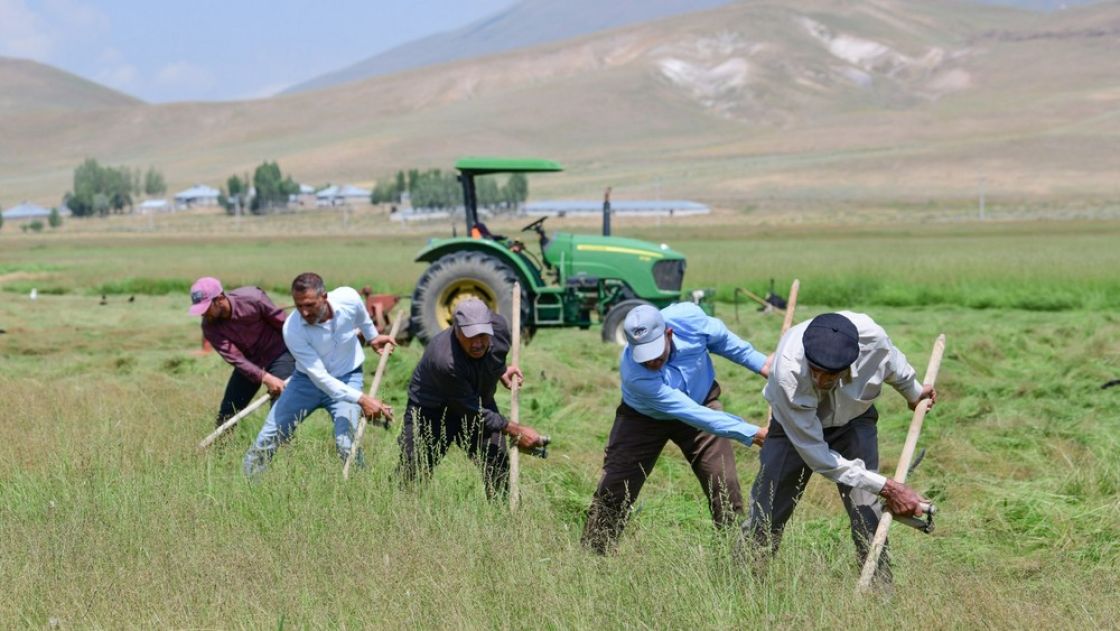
[243,367,364,477]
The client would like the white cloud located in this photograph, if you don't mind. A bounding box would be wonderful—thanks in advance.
[95,64,139,91]
[152,61,215,99]
[154,61,216,93]
[0,0,110,61]
[0,0,55,59]
[92,46,138,91]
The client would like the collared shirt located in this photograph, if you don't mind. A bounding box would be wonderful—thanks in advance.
[201,286,287,384]
[764,311,924,494]
[406,313,512,434]
[282,286,378,403]
[620,302,768,445]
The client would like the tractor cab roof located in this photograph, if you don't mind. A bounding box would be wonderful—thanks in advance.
[454,157,564,175]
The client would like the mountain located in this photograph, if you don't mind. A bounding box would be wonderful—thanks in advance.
[973,0,1103,10]
[0,57,142,115]
[1,0,1118,210]
[283,0,734,94]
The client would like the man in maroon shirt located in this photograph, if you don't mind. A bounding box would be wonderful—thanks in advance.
[189,277,295,428]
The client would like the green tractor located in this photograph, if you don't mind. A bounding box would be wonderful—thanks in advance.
[408,157,708,344]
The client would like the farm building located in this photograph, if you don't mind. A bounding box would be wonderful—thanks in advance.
[173,185,221,209]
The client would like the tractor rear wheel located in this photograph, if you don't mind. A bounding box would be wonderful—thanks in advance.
[601,299,653,345]
[410,251,531,344]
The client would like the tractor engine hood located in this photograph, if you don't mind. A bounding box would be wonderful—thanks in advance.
[545,233,687,299]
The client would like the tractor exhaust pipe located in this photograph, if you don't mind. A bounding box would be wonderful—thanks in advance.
[602,187,612,236]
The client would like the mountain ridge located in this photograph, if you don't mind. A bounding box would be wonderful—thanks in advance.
[1,0,1116,211]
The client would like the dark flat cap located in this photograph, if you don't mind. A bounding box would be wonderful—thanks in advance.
[803,313,859,372]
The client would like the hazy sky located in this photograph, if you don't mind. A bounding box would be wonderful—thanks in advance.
[0,0,514,103]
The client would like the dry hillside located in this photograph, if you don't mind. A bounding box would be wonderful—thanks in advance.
[1,0,1118,210]
[0,57,140,115]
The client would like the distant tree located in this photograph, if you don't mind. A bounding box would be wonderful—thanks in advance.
[227,174,244,198]
[144,167,167,196]
[106,166,133,213]
[67,158,135,216]
[0,208,4,231]
[370,173,406,204]
[28,219,44,232]
[48,207,62,229]
[131,168,143,199]
[503,173,529,208]
[476,175,500,209]
[405,168,466,210]
[223,174,245,214]
[251,161,299,213]
[93,193,110,217]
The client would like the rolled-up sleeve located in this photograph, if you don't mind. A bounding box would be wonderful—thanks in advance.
[628,372,759,445]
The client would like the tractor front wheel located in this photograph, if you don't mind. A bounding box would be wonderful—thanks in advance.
[410,251,531,345]
[601,299,653,345]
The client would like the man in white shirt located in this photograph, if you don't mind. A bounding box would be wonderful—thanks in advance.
[742,312,935,582]
[243,272,395,477]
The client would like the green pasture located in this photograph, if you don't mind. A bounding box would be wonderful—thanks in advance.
[1,219,1118,627]
[3,217,1120,311]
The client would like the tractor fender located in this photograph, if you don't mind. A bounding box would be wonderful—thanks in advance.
[414,238,544,291]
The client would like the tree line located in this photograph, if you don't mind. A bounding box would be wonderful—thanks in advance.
[64,159,166,217]
[371,169,529,211]
[221,161,300,215]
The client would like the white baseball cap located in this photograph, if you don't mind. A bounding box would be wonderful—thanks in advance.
[624,305,666,363]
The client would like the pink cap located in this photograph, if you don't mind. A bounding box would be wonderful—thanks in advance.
[188,277,223,316]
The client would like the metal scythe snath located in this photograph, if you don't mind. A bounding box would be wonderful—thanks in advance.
[509,282,524,510]
[856,333,947,593]
[342,313,405,480]
[197,378,291,450]
[765,279,799,429]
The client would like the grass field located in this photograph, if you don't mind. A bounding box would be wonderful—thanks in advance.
[1,217,1118,628]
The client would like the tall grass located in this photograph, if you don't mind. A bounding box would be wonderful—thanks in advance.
[1,223,1118,627]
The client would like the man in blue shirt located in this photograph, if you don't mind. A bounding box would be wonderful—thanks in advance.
[582,303,770,554]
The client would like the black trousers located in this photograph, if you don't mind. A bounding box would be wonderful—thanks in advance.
[744,405,891,580]
[215,351,295,428]
[582,383,744,554]
[396,401,510,499]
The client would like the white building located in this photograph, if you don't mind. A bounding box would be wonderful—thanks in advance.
[173,185,221,209]
[316,184,371,207]
[138,199,171,214]
[2,201,55,221]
